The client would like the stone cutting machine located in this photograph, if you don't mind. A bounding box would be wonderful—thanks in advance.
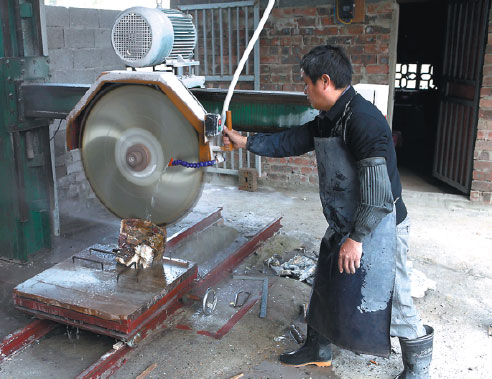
[9,3,284,346]
[66,6,225,226]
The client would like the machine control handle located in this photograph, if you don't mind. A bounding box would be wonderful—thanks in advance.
[221,110,234,152]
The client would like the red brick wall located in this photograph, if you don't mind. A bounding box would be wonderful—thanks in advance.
[257,1,395,188]
[260,2,393,91]
[472,8,492,203]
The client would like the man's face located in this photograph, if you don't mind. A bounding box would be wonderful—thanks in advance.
[301,71,327,110]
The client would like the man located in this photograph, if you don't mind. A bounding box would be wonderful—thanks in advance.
[223,45,434,378]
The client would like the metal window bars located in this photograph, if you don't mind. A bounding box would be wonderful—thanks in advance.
[180,1,262,177]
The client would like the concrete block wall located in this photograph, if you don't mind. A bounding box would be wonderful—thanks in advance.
[46,6,124,83]
[46,6,125,204]
[472,6,492,204]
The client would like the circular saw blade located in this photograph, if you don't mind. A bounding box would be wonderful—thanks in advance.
[81,84,204,225]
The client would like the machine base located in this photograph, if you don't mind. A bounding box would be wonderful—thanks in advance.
[13,246,197,340]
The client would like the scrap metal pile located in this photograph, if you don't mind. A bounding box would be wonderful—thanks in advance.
[265,248,318,285]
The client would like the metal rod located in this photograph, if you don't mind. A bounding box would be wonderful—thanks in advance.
[49,123,60,236]
[253,3,260,90]
[230,144,235,170]
[179,1,255,10]
[195,9,199,76]
[72,256,104,270]
[203,9,208,74]
[211,9,215,75]
[245,6,249,75]
[237,7,240,72]
[260,277,268,318]
[89,247,115,255]
[246,132,251,168]
[219,8,224,77]
[228,7,232,75]
[231,275,268,318]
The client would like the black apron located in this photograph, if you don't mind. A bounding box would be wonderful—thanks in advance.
[306,136,397,357]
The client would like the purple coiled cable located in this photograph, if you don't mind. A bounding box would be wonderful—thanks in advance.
[171,159,216,168]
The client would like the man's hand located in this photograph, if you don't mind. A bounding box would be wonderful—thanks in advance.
[223,127,248,150]
[338,238,362,274]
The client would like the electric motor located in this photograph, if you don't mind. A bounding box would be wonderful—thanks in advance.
[111,7,197,68]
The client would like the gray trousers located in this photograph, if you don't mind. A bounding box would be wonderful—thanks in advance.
[390,216,427,339]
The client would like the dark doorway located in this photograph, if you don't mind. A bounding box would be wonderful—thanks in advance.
[394,0,491,194]
[393,0,446,178]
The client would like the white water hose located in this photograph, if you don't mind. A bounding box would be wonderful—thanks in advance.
[220,0,276,127]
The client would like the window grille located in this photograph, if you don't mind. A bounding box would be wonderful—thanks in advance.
[395,63,436,90]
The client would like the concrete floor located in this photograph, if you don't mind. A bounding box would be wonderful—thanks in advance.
[1,169,491,378]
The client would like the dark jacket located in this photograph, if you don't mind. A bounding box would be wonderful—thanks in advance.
[246,86,407,225]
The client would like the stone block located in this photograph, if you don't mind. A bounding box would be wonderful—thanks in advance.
[69,8,99,28]
[68,183,79,197]
[67,160,84,175]
[65,28,95,49]
[57,174,75,188]
[100,47,124,68]
[483,192,492,203]
[71,68,98,84]
[95,29,112,49]
[238,168,258,192]
[48,48,73,71]
[47,27,64,50]
[73,48,101,69]
[99,9,119,29]
[55,154,66,167]
[50,69,74,83]
[75,171,87,183]
[45,6,69,27]
[70,149,81,162]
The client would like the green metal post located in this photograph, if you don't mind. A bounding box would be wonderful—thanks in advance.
[0,0,51,261]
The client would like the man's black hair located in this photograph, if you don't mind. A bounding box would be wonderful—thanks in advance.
[300,45,353,89]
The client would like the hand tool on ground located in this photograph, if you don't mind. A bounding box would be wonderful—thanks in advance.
[232,275,269,318]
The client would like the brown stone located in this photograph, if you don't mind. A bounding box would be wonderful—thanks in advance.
[238,168,258,192]
[116,219,167,268]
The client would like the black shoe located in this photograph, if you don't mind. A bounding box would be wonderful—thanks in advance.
[396,325,434,379]
[279,326,332,367]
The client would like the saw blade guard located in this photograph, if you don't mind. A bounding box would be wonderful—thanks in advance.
[66,71,213,226]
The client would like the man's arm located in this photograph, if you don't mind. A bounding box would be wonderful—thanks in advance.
[223,120,316,157]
